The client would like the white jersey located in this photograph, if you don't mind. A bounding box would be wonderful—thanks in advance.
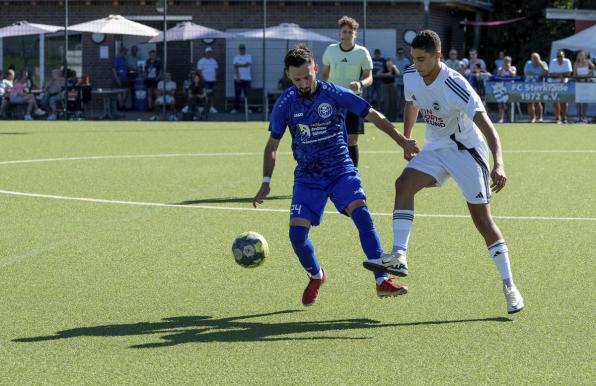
[404,62,485,150]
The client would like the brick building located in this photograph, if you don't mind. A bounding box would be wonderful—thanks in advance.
[0,0,491,110]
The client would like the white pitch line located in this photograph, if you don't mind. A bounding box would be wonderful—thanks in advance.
[0,149,594,166]
[0,189,594,222]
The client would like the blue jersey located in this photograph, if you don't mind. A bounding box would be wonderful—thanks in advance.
[269,80,370,182]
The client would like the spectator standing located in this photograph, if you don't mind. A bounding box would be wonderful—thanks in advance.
[322,16,373,167]
[467,63,491,104]
[197,46,219,113]
[549,50,573,124]
[394,47,411,119]
[145,50,162,110]
[127,45,140,80]
[42,69,65,120]
[151,72,177,121]
[523,52,548,123]
[379,58,399,122]
[496,56,517,123]
[494,50,505,74]
[367,48,385,110]
[112,47,129,110]
[232,44,252,113]
[468,49,487,72]
[573,50,595,123]
[444,48,460,71]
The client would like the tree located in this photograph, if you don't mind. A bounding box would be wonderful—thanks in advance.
[473,0,575,71]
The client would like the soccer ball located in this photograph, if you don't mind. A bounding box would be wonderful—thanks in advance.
[232,232,269,268]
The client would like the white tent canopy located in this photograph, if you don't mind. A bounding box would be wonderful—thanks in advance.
[0,21,63,38]
[236,23,334,42]
[69,14,159,37]
[148,21,233,43]
[551,25,596,53]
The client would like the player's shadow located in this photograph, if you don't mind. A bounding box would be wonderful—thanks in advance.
[0,132,28,135]
[13,310,511,349]
[173,195,291,205]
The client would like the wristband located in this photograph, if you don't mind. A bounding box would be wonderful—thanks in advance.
[262,176,271,184]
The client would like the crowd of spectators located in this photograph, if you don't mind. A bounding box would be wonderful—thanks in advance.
[0,43,594,122]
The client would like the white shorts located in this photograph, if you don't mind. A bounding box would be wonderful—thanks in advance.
[407,144,491,204]
[155,95,175,105]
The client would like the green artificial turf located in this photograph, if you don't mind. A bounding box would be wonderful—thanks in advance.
[0,121,594,385]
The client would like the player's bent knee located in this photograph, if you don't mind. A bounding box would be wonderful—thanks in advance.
[345,199,366,216]
[289,217,311,228]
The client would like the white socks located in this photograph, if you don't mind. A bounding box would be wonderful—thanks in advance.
[310,269,323,280]
[488,239,513,288]
[392,209,414,253]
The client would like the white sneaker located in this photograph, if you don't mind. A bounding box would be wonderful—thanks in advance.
[47,114,57,120]
[362,250,408,277]
[34,108,46,116]
[23,114,33,120]
[149,115,157,121]
[503,284,524,314]
[209,106,218,113]
[181,105,189,113]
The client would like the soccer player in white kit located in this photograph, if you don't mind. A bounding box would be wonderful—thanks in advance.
[363,30,524,314]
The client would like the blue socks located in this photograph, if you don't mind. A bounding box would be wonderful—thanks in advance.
[289,225,321,278]
[351,206,387,281]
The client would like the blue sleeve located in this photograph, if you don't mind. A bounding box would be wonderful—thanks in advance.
[268,95,289,139]
[331,85,371,118]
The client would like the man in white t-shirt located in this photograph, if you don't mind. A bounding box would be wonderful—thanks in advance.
[197,46,219,113]
[151,72,177,121]
[549,50,573,124]
[232,44,252,113]
[363,30,524,315]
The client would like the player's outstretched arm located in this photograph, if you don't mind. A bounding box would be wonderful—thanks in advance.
[474,111,507,193]
[252,136,280,207]
[365,108,419,155]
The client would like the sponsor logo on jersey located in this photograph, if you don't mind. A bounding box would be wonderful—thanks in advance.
[293,112,304,118]
[317,103,333,118]
[298,124,311,138]
[421,108,446,127]
[341,58,348,63]
[432,101,441,111]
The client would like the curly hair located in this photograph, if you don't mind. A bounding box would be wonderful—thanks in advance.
[338,16,359,30]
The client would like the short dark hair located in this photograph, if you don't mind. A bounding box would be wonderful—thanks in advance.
[411,30,441,53]
[284,44,314,70]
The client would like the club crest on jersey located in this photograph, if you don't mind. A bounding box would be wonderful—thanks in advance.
[317,103,333,118]
[432,101,441,111]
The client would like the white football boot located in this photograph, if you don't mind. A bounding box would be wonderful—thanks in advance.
[503,284,524,314]
[363,250,408,277]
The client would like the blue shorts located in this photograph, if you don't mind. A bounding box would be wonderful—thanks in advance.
[290,171,366,226]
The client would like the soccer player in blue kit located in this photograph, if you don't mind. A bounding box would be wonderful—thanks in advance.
[252,45,419,306]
